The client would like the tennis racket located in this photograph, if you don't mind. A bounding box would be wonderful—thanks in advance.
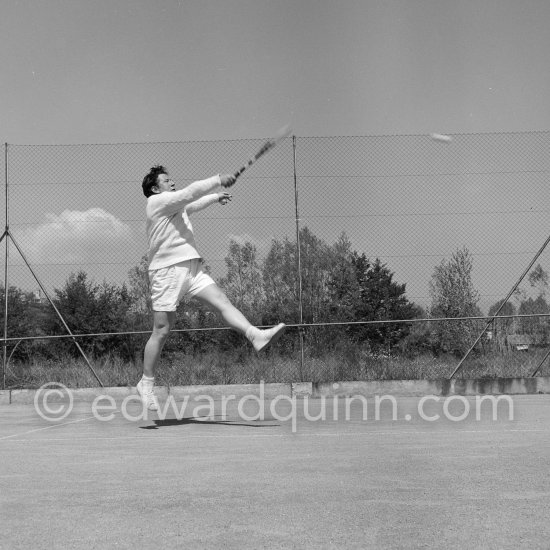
[233,124,292,180]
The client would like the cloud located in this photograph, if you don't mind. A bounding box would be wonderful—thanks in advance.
[15,208,137,265]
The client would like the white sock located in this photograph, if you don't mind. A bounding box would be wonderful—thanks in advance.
[141,375,155,388]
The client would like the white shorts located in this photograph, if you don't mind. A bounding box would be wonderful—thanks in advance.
[149,259,215,312]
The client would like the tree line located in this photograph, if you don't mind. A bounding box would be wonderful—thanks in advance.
[1,227,548,364]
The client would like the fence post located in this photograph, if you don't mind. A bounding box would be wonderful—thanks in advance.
[2,143,8,390]
[292,135,305,380]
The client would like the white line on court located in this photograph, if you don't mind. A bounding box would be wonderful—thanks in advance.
[0,414,98,441]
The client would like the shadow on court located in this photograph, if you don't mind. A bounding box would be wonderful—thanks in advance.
[140,416,280,429]
[1,394,550,549]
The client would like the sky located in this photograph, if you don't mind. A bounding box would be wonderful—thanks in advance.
[1,0,550,313]
[2,0,550,144]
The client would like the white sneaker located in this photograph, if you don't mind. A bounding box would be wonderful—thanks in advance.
[250,323,286,352]
[136,380,159,411]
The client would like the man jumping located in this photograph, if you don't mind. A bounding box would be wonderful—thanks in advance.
[137,165,285,411]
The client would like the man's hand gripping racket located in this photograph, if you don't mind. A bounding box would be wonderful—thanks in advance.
[220,124,292,189]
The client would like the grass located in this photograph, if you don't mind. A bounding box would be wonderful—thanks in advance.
[3,346,550,390]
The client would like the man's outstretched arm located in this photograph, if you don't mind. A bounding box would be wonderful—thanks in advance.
[186,192,232,214]
[150,174,236,217]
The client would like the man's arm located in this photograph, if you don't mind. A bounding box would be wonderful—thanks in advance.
[150,174,236,217]
[186,192,232,214]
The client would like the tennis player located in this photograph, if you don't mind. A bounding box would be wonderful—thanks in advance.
[137,165,285,411]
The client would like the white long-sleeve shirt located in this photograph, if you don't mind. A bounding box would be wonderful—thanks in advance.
[146,175,221,270]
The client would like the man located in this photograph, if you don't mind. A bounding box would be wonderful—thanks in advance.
[137,165,285,410]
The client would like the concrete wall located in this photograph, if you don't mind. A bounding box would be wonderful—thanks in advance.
[1,376,549,405]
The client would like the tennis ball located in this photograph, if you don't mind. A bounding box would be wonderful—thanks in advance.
[430,133,452,143]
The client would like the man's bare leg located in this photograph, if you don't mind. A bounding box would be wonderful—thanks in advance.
[138,310,175,410]
[194,284,285,351]
[143,311,175,377]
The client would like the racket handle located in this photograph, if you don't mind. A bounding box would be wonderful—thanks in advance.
[234,165,247,179]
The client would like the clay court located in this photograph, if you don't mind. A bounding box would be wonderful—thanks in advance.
[2,392,549,549]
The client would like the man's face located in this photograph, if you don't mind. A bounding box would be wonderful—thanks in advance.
[154,173,176,193]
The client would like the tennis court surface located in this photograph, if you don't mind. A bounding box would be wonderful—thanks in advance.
[1,391,550,549]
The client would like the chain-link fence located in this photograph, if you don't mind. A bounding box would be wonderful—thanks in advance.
[2,131,550,388]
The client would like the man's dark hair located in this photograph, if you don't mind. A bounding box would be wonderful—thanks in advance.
[142,165,167,198]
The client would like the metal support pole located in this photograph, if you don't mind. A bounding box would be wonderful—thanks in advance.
[9,232,104,387]
[292,135,305,380]
[2,143,9,390]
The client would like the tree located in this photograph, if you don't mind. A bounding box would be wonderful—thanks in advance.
[127,254,152,330]
[261,228,418,353]
[261,227,337,352]
[0,285,48,363]
[219,239,264,324]
[429,246,482,355]
[487,299,517,351]
[49,271,134,359]
[0,285,41,336]
[513,264,550,344]
[528,263,549,298]
[262,236,298,323]
[344,254,417,351]
[326,233,360,322]
[518,296,550,345]
[488,299,517,318]
[262,227,333,326]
